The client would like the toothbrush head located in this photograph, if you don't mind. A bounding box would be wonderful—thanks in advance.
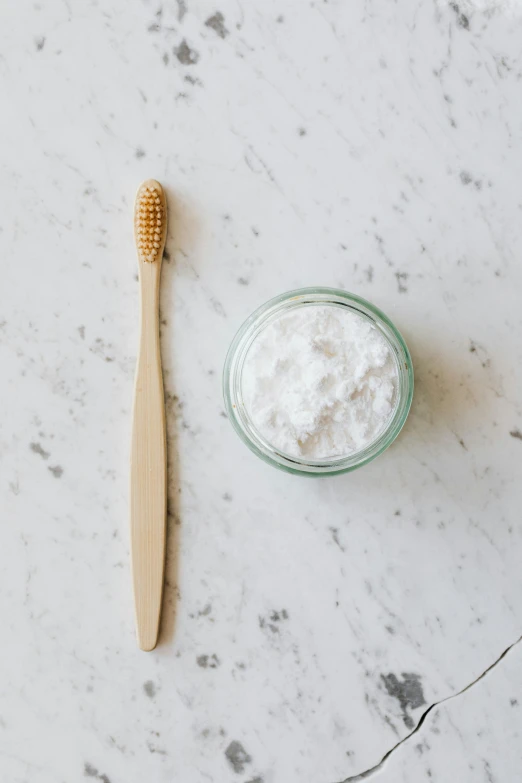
[134,180,167,263]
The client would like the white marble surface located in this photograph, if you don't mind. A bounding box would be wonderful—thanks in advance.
[1,1,522,781]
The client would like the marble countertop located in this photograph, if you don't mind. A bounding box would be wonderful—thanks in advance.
[1,0,522,781]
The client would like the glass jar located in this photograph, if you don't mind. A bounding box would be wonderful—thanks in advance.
[223,287,413,476]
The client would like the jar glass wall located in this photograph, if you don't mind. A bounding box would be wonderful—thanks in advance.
[223,287,414,477]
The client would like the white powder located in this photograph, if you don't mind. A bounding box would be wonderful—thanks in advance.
[242,305,398,460]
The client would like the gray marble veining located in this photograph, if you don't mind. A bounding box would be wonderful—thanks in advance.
[1,0,522,781]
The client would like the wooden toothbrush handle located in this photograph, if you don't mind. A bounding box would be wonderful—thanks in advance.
[130,261,166,651]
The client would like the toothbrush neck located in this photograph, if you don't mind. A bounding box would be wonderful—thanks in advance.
[139,261,161,342]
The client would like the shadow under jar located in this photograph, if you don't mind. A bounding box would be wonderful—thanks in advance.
[223,287,414,476]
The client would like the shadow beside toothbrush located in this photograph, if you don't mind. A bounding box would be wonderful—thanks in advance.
[156,188,200,647]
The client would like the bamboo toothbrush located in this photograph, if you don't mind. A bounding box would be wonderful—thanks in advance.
[130,180,168,651]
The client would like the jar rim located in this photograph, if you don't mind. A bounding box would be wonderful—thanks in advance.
[223,287,414,476]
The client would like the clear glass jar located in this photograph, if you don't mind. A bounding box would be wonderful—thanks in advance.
[223,287,414,476]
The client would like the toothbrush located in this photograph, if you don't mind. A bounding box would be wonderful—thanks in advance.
[130,180,168,651]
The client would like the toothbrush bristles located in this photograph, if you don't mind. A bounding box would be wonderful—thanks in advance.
[135,182,164,263]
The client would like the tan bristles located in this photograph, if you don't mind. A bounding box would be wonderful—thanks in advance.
[134,180,167,263]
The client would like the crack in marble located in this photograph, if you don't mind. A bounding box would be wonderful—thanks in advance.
[336,633,522,782]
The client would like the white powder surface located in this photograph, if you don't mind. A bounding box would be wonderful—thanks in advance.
[242,305,398,460]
